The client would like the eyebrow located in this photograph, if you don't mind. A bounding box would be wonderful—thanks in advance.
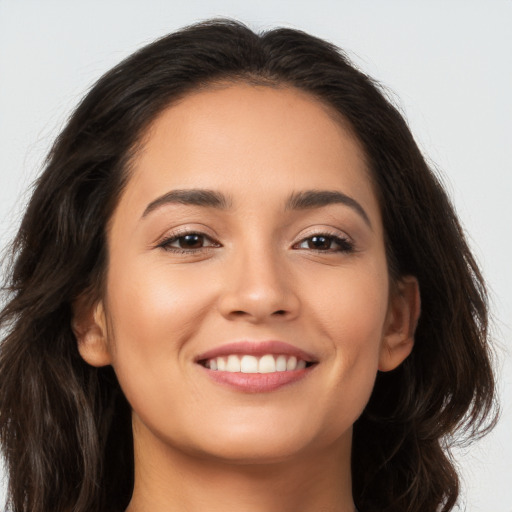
[142,187,371,228]
[285,190,372,228]
[142,189,232,217]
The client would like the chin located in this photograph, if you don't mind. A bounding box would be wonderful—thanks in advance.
[193,436,313,466]
[181,418,347,466]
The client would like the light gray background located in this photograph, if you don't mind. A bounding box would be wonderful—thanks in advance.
[1,0,511,510]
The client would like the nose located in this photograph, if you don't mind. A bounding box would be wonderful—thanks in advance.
[217,247,300,324]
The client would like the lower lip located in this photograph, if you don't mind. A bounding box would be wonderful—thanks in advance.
[199,366,314,393]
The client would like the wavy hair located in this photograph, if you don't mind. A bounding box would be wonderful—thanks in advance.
[0,19,497,512]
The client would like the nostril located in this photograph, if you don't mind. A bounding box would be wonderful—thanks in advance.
[273,310,286,316]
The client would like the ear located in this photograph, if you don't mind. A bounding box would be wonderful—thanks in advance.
[379,276,421,372]
[72,298,112,367]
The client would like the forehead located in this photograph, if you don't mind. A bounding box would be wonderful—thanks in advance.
[122,83,379,221]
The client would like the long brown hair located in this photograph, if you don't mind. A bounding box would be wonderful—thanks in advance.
[0,19,497,512]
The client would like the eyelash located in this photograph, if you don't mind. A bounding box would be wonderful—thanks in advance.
[156,231,355,254]
[156,231,221,254]
[292,232,355,253]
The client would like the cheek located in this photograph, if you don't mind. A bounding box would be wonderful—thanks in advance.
[300,263,389,418]
[103,259,217,384]
[107,259,214,337]
[304,261,389,347]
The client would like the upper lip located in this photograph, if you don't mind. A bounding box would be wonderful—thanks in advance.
[195,340,317,363]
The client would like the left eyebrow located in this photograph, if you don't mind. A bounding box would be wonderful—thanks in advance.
[285,190,372,228]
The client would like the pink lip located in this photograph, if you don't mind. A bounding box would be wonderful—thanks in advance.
[195,340,317,363]
[199,366,313,393]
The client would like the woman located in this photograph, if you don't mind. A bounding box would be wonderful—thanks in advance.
[0,19,497,512]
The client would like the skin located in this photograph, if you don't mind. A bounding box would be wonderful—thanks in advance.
[75,84,420,512]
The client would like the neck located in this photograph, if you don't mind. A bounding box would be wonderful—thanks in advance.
[125,418,356,512]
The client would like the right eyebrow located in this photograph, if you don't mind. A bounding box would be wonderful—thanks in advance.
[141,189,232,218]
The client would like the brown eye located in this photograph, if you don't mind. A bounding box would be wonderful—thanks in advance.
[295,234,354,253]
[158,232,220,252]
[306,236,331,250]
[178,234,204,249]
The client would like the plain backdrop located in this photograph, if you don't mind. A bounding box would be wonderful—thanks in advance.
[0,0,511,510]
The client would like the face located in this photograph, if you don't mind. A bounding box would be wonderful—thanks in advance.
[76,84,418,465]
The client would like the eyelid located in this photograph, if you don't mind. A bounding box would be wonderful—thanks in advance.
[292,227,356,253]
[294,226,353,243]
[154,226,222,252]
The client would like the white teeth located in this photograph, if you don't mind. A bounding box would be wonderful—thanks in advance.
[226,355,241,372]
[205,354,310,373]
[286,356,297,371]
[240,355,258,373]
[259,354,276,373]
[275,355,287,372]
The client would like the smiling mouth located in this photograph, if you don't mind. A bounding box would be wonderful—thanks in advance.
[195,341,318,392]
[199,354,315,373]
